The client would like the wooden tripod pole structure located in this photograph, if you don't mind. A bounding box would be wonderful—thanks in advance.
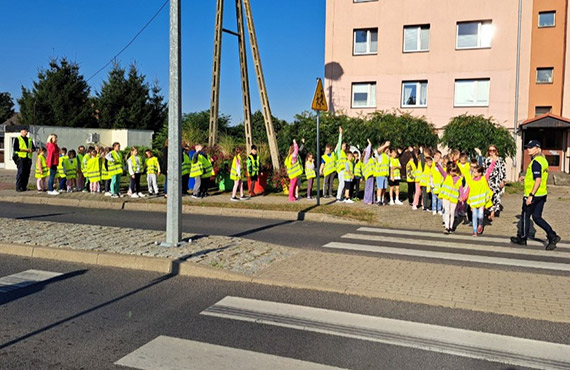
[208,0,281,171]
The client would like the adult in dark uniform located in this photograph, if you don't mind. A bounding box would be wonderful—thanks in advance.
[13,128,36,192]
[511,140,560,250]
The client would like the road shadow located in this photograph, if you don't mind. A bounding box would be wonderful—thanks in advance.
[0,269,87,307]
[230,220,295,238]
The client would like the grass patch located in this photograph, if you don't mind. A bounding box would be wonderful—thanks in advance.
[504,181,524,195]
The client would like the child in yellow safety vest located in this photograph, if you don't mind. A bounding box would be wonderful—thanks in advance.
[285,139,302,202]
[352,151,363,200]
[319,144,336,198]
[440,162,463,234]
[388,148,403,205]
[127,147,145,198]
[305,153,316,199]
[411,152,424,210]
[343,152,355,203]
[86,148,101,193]
[190,144,206,199]
[35,147,49,192]
[57,147,71,192]
[430,151,445,215]
[463,165,493,236]
[419,157,433,211]
[101,147,113,195]
[65,150,78,192]
[230,147,247,201]
[145,149,161,196]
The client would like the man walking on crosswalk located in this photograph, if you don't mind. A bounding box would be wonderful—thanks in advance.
[511,140,560,250]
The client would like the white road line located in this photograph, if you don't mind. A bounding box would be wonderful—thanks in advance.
[0,270,63,293]
[323,242,570,272]
[357,227,570,249]
[115,336,345,370]
[342,233,570,259]
[201,296,570,370]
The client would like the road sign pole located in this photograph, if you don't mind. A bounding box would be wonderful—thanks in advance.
[163,0,182,247]
[316,110,320,206]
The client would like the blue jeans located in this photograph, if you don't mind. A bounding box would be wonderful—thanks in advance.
[431,193,443,212]
[472,206,484,233]
[48,166,57,191]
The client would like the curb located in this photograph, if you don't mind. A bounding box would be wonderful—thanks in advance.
[0,195,370,226]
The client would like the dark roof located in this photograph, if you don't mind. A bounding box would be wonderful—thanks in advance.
[520,113,570,130]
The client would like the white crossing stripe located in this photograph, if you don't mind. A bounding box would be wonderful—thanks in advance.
[342,233,570,259]
[0,270,63,293]
[202,296,570,370]
[115,335,345,370]
[357,226,570,249]
[324,242,570,272]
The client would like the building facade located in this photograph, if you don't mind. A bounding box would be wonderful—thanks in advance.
[325,0,570,178]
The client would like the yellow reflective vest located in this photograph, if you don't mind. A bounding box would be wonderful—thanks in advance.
[230,155,245,181]
[374,153,390,177]
[431,164,444,195]
[146,156,160,175]
[35,154,48,179]
[305,161,316,179]
[524,155,548,197]
[321,153,336,176]
[336,150,347,173]
[419,163,432,191]
[390,158,401,179]
[86,155,101,182]
[107,151,123,176]
[466,176,493,208]
[285,155,303,179]
[439,175,462,204]
[17,136,33,159]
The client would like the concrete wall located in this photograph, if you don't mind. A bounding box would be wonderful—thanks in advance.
[4,126,153,170]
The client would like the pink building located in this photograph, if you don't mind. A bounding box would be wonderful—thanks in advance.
[325,0,570,177]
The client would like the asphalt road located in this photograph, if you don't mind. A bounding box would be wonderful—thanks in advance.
[2,255,569,370]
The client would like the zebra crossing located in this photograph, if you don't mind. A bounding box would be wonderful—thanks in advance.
[322,227,570,272]
[117,296,570,370]
[0,269,62,293]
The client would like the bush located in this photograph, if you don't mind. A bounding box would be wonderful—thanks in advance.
[441,115,516,158]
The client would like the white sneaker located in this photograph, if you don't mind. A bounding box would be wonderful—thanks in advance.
[131,193,140,198]
[412,206,418,210]
[432,210,437,216]
[230,197,239,202]
[395,200,404,205]
[438,211,443,215]
[48,190,59,196]
[111,194,119,199]
[344,199,354,204]
[104,192,111,197]
[389,200,395,206]
[138,192,146,197]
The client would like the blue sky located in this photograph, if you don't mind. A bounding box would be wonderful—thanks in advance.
[0,1,325,125]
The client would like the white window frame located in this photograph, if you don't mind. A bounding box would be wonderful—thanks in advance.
[352,82,377,108]
[403,25,430,52]
[454,79,490,107]
[538,11,556,28]
[353,28,378,55]
[401,81,428,107]
[456,21,493,49]
[536,67,554,84]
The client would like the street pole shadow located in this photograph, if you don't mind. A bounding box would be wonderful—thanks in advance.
[230,220,295,238]
[0,269,88,307]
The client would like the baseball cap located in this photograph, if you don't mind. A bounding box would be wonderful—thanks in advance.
[524,140,541,149]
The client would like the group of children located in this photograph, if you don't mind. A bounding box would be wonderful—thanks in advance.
[281,127,494,236]
[35,143,161,198]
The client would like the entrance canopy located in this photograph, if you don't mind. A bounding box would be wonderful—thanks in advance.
[520,113,570,130]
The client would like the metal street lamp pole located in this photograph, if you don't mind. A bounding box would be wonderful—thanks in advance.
[164,0,182,246]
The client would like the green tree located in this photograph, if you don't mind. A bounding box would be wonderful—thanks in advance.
[441,114,516,158]
[18,58,96,127]
[96,63,167,132]
[369,111,438,149]
[0,92,15,123]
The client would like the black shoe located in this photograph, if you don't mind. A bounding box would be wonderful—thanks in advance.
[510,236,527,246]
[546,235,561,250]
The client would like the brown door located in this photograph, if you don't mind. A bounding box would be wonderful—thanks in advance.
[522,128,564,172]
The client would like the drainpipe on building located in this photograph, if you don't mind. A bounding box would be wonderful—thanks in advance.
[513,0,523,175]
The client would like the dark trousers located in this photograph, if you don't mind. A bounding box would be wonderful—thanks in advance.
[407,181,415,204]
[104,179,111,192]
[181,174,189,193]
[323,173,335,197]
[518,195,555,240]
[16,158,32,191]
[421,187,432,210]
[199,177,210,196]
[48,166,57,191]
[351,177,361,198]
[59,177,67,190]
[130,174,141,194]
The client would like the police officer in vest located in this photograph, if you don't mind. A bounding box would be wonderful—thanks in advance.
[511,140,560,250]
[13,128,36,192]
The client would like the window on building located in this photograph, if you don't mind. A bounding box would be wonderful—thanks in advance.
[402,81,428,107]
[354,28,378,55]
[535,106,552,116]
[537,68,554,83]
[454,79,490,107]
[403,25,430,52]
[456,21,493,49]
[538,11,556,27]
[352,82,377,108]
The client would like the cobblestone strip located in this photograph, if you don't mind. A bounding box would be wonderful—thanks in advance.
[255,251,570,324]
[0,218,297,276]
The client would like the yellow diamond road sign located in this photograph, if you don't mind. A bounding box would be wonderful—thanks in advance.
[311,78,328,111]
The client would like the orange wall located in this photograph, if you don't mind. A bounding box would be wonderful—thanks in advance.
[528,0,568,116]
